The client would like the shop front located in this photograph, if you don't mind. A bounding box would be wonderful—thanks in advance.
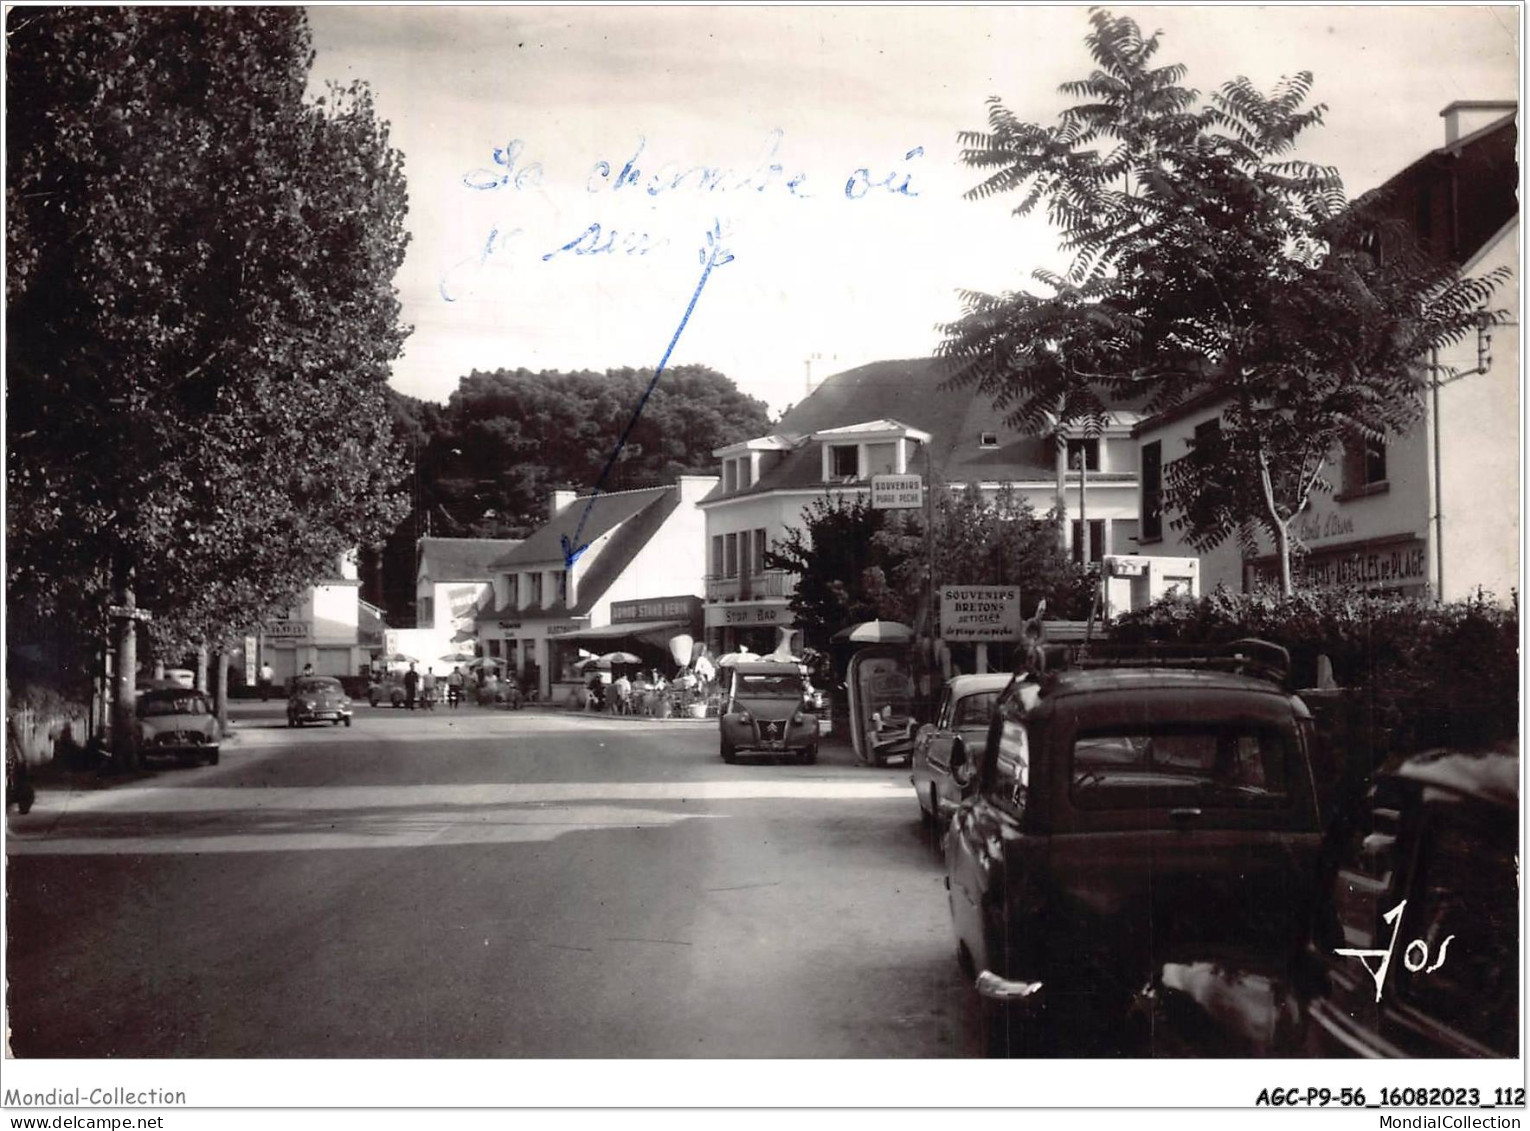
[562,595,705,675]
[704,600,793,656]
[479,616,582,702]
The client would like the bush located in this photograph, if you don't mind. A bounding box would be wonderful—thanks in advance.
[7,680,92,769]
[1111,586,1519,760]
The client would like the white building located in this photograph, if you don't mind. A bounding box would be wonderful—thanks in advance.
[258,551,372,683]
[403,536,521,665]
[1136,101,1518,602]
[701,359,1144,653]
[476,477,715,700]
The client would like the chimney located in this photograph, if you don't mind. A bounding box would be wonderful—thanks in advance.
[1441,100,1516,145]
[549,488,578,518]
[676,474,720,505]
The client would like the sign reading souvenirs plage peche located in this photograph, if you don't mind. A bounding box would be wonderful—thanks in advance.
[939,586,1021,642]
[871,474,923,510]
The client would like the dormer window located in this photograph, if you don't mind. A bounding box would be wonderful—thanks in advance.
[723,460,738,493]
[829,444,859,479]
[1066,437,1100,472]
[979,431,998,449]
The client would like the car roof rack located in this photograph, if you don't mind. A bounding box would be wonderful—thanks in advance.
[1045,637,1292,688]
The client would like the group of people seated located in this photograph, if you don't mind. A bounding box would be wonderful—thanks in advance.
[584,669,675,715]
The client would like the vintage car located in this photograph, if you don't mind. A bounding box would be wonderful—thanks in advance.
[367,675,407,707]
[1146,745,1519,1059]
[912,674,1013,833]
[944,642,1324,1056]
[136,687,221,765]
[718,661,819,764]
[287,676,354,727]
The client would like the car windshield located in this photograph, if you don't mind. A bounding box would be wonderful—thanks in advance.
[953,692,1000,728]
[138,693,210,718]
[294,678,342,694]
[735,674,803,699]
[1069,724,1293,809]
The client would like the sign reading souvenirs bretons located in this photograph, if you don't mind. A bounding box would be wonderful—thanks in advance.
[871,474,923,509]
[940,586,1021,641]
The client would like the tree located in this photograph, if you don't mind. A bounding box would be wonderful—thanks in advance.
[7,9,412,761]
[766,495,916,650]
[938,10,1506,594]
[767,485,1088,650]
[365,364,773,625]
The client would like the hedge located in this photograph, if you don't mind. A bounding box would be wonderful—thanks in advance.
[1110,586,1520,760]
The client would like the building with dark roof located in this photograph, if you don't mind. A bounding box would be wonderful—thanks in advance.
[475,477,715,699]
[700,357,1143,652]
[1135,101,1518,600]
[415,536,522,644]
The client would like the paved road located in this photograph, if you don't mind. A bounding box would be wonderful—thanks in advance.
[5,703,981,1057]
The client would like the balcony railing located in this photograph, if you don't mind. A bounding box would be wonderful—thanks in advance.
[705,570,796,602]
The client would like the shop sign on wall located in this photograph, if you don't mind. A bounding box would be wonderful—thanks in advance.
[611,595,702,623]
[706,603,787,627]
[264,620,309,640]
[940,586,1021,641]
[1247,538,1428,592]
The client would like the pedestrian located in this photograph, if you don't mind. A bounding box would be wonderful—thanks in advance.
[258,662,274,702]
[422,666,437,710]
[447,665,465,708]
[612,671,633,715]
[403,662,419,710]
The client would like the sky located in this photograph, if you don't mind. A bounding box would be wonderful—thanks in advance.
[305,4,1521,417]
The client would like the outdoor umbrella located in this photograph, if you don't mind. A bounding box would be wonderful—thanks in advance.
[465,656,503,669]
[439,652,476,665]
[716,651,761,667]
[598,651,642,665]
[831,619,914,644]
[377,652,418,665]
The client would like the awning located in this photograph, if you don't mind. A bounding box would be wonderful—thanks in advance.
[558,619,693,649]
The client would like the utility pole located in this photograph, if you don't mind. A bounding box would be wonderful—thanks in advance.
[1076,447,1090,566]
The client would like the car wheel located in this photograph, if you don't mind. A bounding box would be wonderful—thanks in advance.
[721,738,737,764]
[369,694,379,707]
[286,714,294,728]
[343,716,352,728]
[800,743,817,766]
[206,748,220,766]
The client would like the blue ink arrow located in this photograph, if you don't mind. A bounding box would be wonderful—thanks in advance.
[561,220,735,569]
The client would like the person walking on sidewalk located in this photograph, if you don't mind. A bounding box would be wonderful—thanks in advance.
[447,666,465,709]
[422,666,438,710]
[258,662,274,702]
[403,663,419,711]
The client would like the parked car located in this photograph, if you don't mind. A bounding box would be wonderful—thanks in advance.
[1146,745,1519,1059]
[944,641,1324,1056]
[162,667,195,689]
[912,674,1013,833]
[288,676,354,727]
[718,661,819,765]
[368,676,407,707]
[136,687,221,765]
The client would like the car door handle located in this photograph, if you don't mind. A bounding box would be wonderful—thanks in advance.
[1169,807,1203,823]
